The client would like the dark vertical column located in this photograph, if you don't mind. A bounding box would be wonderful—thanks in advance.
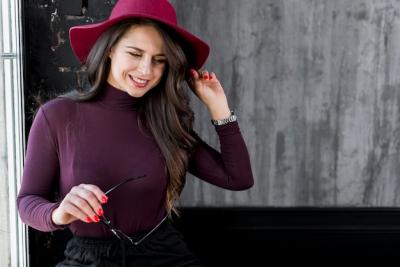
[24,1,112,266]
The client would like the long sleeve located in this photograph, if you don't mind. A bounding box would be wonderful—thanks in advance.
[17,107,64,232]
[16,84,254,237]
[188,121,254,190]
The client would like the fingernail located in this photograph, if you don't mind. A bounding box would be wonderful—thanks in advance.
[101,196,108,203]
[98,209,104,216]
[209,76,213,80]
[204,75,209,80]
[86,216,92,223]
[190,69,196,76]
[93,215,100,222]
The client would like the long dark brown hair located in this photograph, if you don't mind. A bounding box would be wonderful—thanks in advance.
[61,18,199,216]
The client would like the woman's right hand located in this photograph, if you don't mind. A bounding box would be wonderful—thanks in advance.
[51,184,108,225]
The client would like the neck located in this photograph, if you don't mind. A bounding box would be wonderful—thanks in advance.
[95,83,143,111]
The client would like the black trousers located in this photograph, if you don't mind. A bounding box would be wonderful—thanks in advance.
[56,219,205,267]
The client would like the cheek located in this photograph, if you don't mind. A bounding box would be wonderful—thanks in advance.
[109,64,121,81]
[155,66,166,79]
[120,65,137,81]
[111,57,125,75]
[116,56,138,72]
[152,68,165,84]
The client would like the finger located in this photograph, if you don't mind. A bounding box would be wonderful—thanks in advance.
[69,187,101,222]
[77,184,104,216]
[61,196,98,223]
[201,70,210,80]
[189,68,200,80]
[209,72,216,80]
[81,184,108,204]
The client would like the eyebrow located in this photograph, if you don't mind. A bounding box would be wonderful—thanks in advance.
[125,46,166,57]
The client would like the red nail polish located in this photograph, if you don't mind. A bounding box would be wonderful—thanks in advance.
[98,209,104,216]
[101,196,108,203]
[190,69,196,76]
[204,75,209,80]
[86,216,92,223]
[209,76,213,80]
[93,215,100,222]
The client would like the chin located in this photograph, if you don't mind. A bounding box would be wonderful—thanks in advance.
[130,87,149,97]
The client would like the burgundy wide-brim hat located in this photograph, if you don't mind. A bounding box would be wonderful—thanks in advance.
[69,0,210,69]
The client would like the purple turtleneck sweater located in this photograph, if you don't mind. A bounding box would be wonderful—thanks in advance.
[17,83,254,237]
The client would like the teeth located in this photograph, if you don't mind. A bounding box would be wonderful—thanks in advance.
[131,76,148,85]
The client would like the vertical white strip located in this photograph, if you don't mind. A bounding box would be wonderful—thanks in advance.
[2,0,10,52]
[14,0,28,264]
[4,4,17,265]
[2,0,28,266]
[5,58,16,267]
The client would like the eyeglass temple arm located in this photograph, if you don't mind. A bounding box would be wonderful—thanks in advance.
[104,174,146,195]
[100,217,123,238]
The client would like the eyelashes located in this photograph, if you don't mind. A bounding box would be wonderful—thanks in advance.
[127,52,167,65]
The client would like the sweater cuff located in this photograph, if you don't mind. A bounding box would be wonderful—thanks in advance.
[214,121,240,136]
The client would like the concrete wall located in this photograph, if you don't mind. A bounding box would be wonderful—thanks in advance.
[176,0,400,207]
[24,0,400,207]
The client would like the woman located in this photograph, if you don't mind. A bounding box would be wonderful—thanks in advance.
[17,0,254,266]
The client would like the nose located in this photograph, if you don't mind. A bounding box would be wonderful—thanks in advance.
[137,57,151,76]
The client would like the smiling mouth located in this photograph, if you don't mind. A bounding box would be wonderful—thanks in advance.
[128,75,149,88]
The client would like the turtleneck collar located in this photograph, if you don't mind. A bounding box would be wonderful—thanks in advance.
[95,83,143,111]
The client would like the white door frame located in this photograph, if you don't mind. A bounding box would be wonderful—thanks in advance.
[1,0,28,266]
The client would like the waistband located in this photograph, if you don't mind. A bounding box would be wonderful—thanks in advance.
[70,216,171,267]
[73,215,170,247]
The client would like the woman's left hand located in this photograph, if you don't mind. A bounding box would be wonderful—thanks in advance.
[187,69,231,119]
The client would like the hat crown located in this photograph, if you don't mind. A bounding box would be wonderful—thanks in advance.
[110,0,177,25]
[69,0,209,68]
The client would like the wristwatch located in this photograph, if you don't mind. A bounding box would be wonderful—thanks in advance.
[211,110,237,126]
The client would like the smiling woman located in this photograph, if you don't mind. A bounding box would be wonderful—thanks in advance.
[16,0,254,266]
[107,23,167,97]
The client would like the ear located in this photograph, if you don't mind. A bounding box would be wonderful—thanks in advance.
[108,47,114,59]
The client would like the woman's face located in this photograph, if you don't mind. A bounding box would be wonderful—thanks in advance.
[107,24,167,97]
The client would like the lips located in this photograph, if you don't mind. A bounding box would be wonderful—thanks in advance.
[128,74,149,88]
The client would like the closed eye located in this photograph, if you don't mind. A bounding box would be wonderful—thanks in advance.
[127,52,166,65]
[128,52,141,57]
[153,58,167,64]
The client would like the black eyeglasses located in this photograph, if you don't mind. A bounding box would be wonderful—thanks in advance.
[99,175,148,245]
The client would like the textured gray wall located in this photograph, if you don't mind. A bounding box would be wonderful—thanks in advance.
[173,0,400,207]
[25,0,400,207]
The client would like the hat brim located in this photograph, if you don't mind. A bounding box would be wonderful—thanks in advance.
[69,14,210,70]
